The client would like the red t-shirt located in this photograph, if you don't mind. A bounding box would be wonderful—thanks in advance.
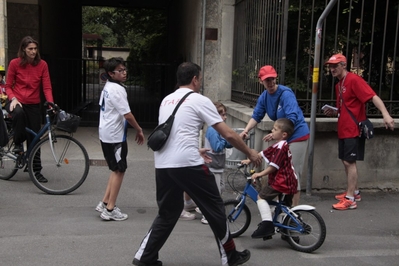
[5,58,53,104]
[260,140,298,195]
[335,72,375,139]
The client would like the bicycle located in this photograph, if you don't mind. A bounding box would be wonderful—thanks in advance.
[0,102,89,195]
[224,164,326,253]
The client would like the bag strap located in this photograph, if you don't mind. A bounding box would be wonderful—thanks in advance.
[171,91,195,116]
[339,89,359,126]
[338,75,359,126]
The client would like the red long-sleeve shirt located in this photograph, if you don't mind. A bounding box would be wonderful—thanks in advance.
[5,58,54,104]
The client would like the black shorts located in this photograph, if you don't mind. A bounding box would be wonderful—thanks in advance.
[101,141,128,172]
[338,137,365,162]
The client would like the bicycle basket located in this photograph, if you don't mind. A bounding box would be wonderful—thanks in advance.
[56,111,80,133]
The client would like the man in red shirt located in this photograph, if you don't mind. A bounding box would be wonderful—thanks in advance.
[323,54,394,210]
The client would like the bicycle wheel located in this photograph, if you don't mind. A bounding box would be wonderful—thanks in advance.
[28,135,90,195]
[0,133,18,180]
[282,210,326,253]
[224,199,251,238]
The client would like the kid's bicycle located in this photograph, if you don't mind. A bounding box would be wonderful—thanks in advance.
[224,164,326,253]
[0,102,89,195]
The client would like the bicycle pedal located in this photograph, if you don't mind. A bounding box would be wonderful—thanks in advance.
[262,235,273,241]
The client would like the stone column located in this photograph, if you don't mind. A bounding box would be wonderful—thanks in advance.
[0,0,7,70]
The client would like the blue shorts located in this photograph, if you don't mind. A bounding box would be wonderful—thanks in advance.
[100,141,128,172]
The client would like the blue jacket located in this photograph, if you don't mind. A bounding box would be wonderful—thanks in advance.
[204,126,233,171]
[252,85,309,143]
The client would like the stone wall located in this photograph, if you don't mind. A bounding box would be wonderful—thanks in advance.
[223,101,399,192]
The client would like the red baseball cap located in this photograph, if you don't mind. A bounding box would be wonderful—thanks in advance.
[258,65,278,81]
[325,54,347,64]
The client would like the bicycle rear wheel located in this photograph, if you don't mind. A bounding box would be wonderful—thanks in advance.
[28,135,90,195]
[224,199,251,238]
[282,210,326,253]
[0,134,18,180]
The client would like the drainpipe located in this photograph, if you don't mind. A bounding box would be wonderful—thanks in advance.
[200,0,206,95]
[307,0,338,196]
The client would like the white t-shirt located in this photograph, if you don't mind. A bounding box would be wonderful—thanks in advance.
[154,88,223,168]
[98,80,131,143]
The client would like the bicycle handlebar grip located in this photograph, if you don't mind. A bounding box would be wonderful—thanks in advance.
[44,102,60,112]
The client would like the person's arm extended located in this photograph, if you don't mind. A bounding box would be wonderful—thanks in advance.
[240,118,258,139]
[252,165,277,180]
[124,112,144,145]
[371,95,395,130]
[213,122,262,167]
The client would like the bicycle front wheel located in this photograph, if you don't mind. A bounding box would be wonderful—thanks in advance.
[28,135,90,195]
[282,210,326,253]
[0,134,18,180]
[224,199,251,238]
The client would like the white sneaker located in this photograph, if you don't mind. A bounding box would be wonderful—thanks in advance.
[95,201,106,213]
[95,201,121,213]
[195,207,202,214]
[201,216,208,225]
[184,201,197,212]
[100,207,128,221]
[179,210,195,220]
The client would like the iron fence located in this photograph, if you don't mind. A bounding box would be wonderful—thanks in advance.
[50,58,174,127]
[232,0,399,117]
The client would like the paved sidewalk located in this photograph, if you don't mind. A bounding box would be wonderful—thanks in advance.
[0,127,398,266]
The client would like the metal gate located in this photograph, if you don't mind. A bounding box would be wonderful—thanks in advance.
[232,0,399,117]
[53,59,176,127]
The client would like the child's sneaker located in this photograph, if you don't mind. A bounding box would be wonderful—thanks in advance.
[179,210,195,220]
[184,201,197,212]
[251,221,275,238]
[335,192,361,201]
[332,197,357,210]
[95,201,106,213]
[100,207,128,221]
[195,207,202,214]
[200,215,208,225]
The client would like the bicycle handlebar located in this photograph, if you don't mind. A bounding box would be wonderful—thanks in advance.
[236,163,255,179]
[44,102,60,113]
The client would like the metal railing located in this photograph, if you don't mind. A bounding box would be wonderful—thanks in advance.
[49,58,175,127]
[232,0,399,117]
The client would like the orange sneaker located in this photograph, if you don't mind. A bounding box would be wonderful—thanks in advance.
[332,198,357,210]
[335,192,361,202]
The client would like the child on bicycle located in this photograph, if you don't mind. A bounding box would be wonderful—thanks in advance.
[95,57,144,221]
[241,118,298,239]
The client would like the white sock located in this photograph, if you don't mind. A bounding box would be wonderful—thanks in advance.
[354,190,360,195]
[345,196,355,201]
[257,199,272,221]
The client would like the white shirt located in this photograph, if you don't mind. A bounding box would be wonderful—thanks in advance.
[154,88,223,168]
[98,80,131,143]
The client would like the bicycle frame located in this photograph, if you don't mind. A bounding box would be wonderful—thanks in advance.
[225,164,326,253]
[1,102,90,195]
[230,166,314,234]
[5,110,56,167]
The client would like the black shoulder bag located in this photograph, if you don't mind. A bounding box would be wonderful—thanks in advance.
[147,91,194,151]
[339,77,373,139]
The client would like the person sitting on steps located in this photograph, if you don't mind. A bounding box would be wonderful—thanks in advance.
[241,118,298,239]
